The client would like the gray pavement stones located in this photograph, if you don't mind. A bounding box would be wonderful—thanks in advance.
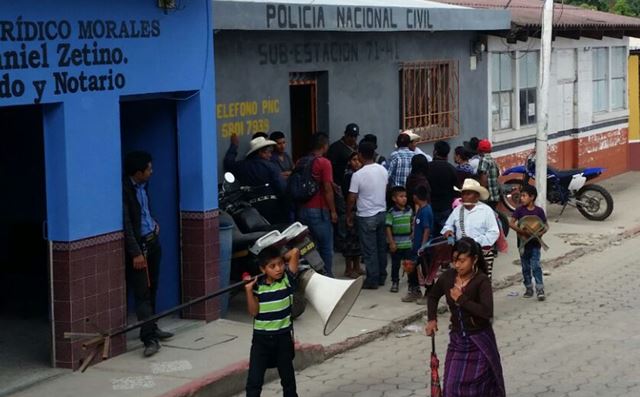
[244,233,640,397]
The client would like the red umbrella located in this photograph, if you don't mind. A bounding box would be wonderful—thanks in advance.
[430,334,442,397]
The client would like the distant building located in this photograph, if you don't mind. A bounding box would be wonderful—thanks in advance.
[440,0,640,177]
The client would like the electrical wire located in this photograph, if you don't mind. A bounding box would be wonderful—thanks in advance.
[498,0,555,59]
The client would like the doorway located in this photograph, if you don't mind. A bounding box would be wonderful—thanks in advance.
[120,99,181,314]
[0,105,59,393]
[289,72,328,160]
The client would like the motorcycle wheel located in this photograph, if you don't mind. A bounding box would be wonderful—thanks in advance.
[291,290,307,320]
[500,179,524,212]
[576,184,614,221]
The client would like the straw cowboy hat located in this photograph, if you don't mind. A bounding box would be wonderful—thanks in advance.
[246,136,277,157]
[454,178,489,201]
[401,129,421,142]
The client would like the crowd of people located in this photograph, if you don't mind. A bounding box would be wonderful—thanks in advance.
[227,125,550,397]
[119,126,548,396]
[223,124,506,297]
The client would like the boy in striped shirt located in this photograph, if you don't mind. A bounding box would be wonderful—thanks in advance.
[244,246,300,397]
[386,186,414,294]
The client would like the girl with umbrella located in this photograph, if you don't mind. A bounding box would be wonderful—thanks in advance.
[425,237,505,397]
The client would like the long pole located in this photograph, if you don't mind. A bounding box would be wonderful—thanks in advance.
[110,274,263,338]
[535,0,554,211]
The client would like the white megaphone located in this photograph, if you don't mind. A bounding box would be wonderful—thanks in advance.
[249,227,364,335]
[297,269,364,335]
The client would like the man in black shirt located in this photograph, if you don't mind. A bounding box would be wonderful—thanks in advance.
[327,123,359,187]
[427,141,459,236]
[327,123,359,252]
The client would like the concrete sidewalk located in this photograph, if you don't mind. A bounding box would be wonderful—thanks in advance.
[8,172,640,397]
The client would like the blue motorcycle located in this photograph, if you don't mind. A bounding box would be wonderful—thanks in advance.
[500,152,614,221]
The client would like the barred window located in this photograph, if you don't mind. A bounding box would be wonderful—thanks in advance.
[399,60,459,142]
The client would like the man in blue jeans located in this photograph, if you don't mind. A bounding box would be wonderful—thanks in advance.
[297,132,337,277]
[346,141,389,289]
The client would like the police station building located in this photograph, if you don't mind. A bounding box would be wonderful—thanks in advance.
[0,0,218,371]
[212,0,510,164]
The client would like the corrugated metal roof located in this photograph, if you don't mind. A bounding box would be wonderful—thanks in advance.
[436,0,640,30]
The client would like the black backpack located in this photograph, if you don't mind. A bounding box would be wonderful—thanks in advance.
[287,155,319,203]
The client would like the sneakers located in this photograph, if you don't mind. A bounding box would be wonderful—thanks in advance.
[523,287,534,298]
[143,340,160,357]
[537,289,546,301]
[401,290,421,302]
[390,282,399,293]
[415,294,428,305]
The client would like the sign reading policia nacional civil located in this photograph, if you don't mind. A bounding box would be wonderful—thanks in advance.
[0,18,161,104]
[212,1,510,32]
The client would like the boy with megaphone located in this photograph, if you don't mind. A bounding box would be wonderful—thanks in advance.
[243,246,300,397]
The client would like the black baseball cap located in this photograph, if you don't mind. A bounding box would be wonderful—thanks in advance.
[345,123,359,137]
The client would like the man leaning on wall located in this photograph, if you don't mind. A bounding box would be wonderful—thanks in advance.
[123,151,174,358]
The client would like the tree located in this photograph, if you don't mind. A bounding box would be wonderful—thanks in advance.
[613,0,634,15]
[561,0,640,15]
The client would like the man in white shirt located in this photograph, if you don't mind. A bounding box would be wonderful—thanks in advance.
[402,130,433,162]
[346,141,389,289]
[442,178,499,279]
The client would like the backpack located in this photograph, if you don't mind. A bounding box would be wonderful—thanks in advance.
[287,155,319,203]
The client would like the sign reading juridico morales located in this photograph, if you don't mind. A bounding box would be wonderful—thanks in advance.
[0,18,161,104]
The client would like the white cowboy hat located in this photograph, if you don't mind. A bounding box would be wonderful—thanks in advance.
[401,129,421,142]
[246,136,277,157]
[454,178,489,201]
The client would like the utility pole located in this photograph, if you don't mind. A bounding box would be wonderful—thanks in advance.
[535,0,553,211]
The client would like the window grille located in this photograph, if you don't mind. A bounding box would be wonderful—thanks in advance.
[399,60,459,142]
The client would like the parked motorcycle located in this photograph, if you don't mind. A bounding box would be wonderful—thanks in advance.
[501,152,614,221]
[218,172,279,281]
[218,172,326,318]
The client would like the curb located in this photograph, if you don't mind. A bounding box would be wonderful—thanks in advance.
[491,224,640,291]
[163,224,640,397]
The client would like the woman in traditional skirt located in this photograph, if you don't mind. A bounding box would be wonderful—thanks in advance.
[425,237,505,397]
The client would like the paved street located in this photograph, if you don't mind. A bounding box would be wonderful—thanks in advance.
[246,235,640,397]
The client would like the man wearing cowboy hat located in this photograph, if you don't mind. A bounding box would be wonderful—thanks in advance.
[401,130,432,162]
[230,136,288,225]
[441,178,500,279]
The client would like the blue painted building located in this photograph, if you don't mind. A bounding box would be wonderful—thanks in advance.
[0,0,219,370]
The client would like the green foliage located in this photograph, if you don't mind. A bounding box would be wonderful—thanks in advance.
[560,0,640,15]
[613,0,633,14]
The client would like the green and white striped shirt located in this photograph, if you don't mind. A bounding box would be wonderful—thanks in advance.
[252,271,294,334]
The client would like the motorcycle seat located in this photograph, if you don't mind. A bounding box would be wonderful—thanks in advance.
[233,230,268,251]
[220,211,269,251]
[549,167,586,181]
